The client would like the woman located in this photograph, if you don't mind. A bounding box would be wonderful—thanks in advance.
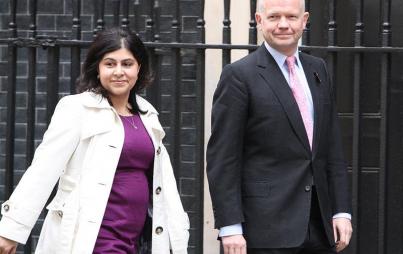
[0,28,189,254]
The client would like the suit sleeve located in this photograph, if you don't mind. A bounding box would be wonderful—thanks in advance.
[0,96,82,243]
[207,64,248,229]
[321,59,351,215]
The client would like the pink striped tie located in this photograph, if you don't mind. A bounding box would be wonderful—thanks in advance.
[286,56,313,149]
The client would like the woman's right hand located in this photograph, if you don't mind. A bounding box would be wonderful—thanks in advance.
[0,236,17,254]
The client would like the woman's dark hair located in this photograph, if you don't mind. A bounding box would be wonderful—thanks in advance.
[76,27,152,114]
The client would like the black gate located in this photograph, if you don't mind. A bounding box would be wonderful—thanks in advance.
[0,0,402,254]
[305,1,403,253]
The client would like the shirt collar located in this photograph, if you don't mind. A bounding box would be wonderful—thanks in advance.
[263,41,301,68]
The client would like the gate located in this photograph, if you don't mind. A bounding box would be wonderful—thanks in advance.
[1,0,402,253]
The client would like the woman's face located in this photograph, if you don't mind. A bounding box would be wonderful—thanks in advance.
[98,47,140,101]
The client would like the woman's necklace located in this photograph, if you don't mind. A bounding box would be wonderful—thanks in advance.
[122,115,138,129]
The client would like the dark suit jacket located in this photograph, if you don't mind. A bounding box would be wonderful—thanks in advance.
[206,44,351,248]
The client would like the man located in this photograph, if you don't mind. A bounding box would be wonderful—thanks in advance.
[206,0,353,253]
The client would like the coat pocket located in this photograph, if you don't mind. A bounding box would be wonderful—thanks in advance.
[44,174,80,253]
[46,174,78,213]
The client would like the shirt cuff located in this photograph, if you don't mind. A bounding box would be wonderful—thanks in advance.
[219,223,243,237]
[332,213,352,220]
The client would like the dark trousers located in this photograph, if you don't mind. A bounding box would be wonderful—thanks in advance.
[247,188,336,254]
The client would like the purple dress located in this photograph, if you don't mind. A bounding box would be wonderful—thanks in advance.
[93,114,154,254]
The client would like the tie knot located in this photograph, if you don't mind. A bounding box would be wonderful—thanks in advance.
[286,56,296,70]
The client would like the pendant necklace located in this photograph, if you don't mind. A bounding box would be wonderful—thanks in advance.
[122,115,138,129]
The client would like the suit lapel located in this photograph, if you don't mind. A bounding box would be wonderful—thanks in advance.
[256,45,311,152]
[300,54,322,157]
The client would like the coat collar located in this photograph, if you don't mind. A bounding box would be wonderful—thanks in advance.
[80,91,111,109]
[80,91,158,116]
[136,94,159,116]
[136,95,166,142]
[256,44,321,154]
[79,91,165,141]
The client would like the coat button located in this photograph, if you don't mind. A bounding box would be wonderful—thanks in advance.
[155,187,162,195]
[57,211,64,217]
[155,226,163,235]
[3,204,9,212]
[305,185,311,192]
[157,146,161,155]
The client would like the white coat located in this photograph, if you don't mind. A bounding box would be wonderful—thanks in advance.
[0,91,189,253]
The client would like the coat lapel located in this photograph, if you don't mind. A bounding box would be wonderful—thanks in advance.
[299,54,322,157]
[80,92,116,140]
[256,45,311,152]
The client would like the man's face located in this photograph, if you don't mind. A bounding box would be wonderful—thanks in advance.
[256,0,309,56]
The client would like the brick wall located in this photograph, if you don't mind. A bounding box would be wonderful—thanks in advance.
[0,0,203,253]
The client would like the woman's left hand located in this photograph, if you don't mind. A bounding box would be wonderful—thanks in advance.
[0,236,18,254]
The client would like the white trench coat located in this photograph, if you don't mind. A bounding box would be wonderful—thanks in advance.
[0,91,189,253]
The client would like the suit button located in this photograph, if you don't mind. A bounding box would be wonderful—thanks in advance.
[155,187,162,195]
[305,185,311,192]
[155,226,163,235]
[3,204,9,212]
[157,146,161,155]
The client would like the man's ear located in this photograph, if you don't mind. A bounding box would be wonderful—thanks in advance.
[302,12,309,28]
[255,12,262,28]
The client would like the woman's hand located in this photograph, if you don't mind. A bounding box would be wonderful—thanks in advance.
[0,236,17,254]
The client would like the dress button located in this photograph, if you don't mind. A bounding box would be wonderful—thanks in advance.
[3,204,10,212]
[157,146,161,155]
[57,211,64,217]
[155,187,162,195]
[305,185,311,192]
[155,226,163,235]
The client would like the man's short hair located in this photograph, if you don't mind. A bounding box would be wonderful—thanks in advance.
[256,0,306,13]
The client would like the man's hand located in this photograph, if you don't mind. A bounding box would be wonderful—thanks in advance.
[222,234,247,254]
[332,217,352,252]
[0,236,17,254]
